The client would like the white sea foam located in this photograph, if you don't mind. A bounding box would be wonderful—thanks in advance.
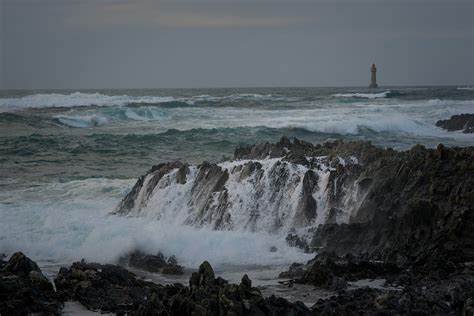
[332,91,391,99]
[0,177,312,268]
[0,92,288,112]
[123,154,362,237]
[0,92,180,112]
[53,106,169,127]
[0,154,360,268]
[457,87,474,91]
[54,114,110,128]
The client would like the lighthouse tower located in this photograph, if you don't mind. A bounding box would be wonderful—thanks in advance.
[369,64,378,88]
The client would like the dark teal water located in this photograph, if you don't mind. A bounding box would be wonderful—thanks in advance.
[0,86,473,181]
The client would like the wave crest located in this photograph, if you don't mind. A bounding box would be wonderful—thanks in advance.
[0,92,287,112]
[332,91,394,99]
[53,106,169,127]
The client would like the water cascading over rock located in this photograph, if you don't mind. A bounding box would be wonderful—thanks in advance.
[112,137,365,236]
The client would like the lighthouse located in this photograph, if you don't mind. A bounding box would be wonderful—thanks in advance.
[369,64,378,88]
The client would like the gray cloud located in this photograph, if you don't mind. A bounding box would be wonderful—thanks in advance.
[2,0,473,89]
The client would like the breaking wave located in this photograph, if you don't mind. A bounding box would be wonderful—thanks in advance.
[0,177,312,267]
[115,153,363,234]
[0,92,287,112]
[0,93,180,111]
[332,91,395,99]
[53,106,169,127]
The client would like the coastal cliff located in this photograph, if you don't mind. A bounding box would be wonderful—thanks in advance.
[114,137,473,269]
[111,137,474,314]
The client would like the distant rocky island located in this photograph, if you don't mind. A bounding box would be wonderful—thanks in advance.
[1,137,473,315]
[436,113,474,133]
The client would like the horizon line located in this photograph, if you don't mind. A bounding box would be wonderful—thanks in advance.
[1,84,472,91]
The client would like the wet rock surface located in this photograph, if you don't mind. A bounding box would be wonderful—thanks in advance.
[234,138,474,314]
[55,260,168,314]
[436,113,474,133]
[310,142,474,268]
[113,161,185,215]
[55,260,312,315]
[286,233,311,253]
[1,251,314,315]
[119,250,184,275]
[299,252,401,290]
[312,272,474,315]
[279,263,305,279]
[0,252,62,315]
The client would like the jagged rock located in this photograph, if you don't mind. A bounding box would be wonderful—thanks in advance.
[239,161,262,181]
[312,273,474,315]
[286,233,310,252]
[193,162,229,193]
[436,113,474,133]
[234,136,313,160]
[2,251,43,278]
[294,170,319,226]
[55,260,165,314]
[300,252,400,289]
[109,137,473,313]
[54,259,311,315]
[279,263,305,279]
[284,151,309,166]
[310,144,474,270]
[197,260,215,287]
[241,274,252,290]
[119,250,167,272]
[161,263,184,275]
[176,164,188,184]
[0,252,62,315]
[167,255,178,265]
[113,161,184,215]
[119,250,184,275]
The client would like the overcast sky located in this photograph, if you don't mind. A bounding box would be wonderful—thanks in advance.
[1,0,473,89]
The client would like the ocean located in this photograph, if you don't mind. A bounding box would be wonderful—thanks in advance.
[0,86,473,284]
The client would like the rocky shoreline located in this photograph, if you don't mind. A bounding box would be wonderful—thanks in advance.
[1,250,473,315]
[2,252,313,315]
[2,138,473,315]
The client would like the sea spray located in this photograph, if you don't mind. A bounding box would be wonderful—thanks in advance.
[0,177,312,268]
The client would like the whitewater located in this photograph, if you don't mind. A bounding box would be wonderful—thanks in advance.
[0,86,473,284]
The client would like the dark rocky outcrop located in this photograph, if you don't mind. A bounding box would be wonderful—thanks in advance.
[286,233,310,252]
[234,137,387,166]
[2,251,44,278]
[119,250,184,275]
[113,161,185,215]
[312,273,474,315]
[436,113,474,133]
[0,252,62,315]
[311,143,474,269]
[279,262,305,279]
[55,260,165,314]
[293,140,473,314]
[235,138,474,314]
[234,136,315,161]
[299,252,401,290]
[55,260,312,315]
[110,137,473,313]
